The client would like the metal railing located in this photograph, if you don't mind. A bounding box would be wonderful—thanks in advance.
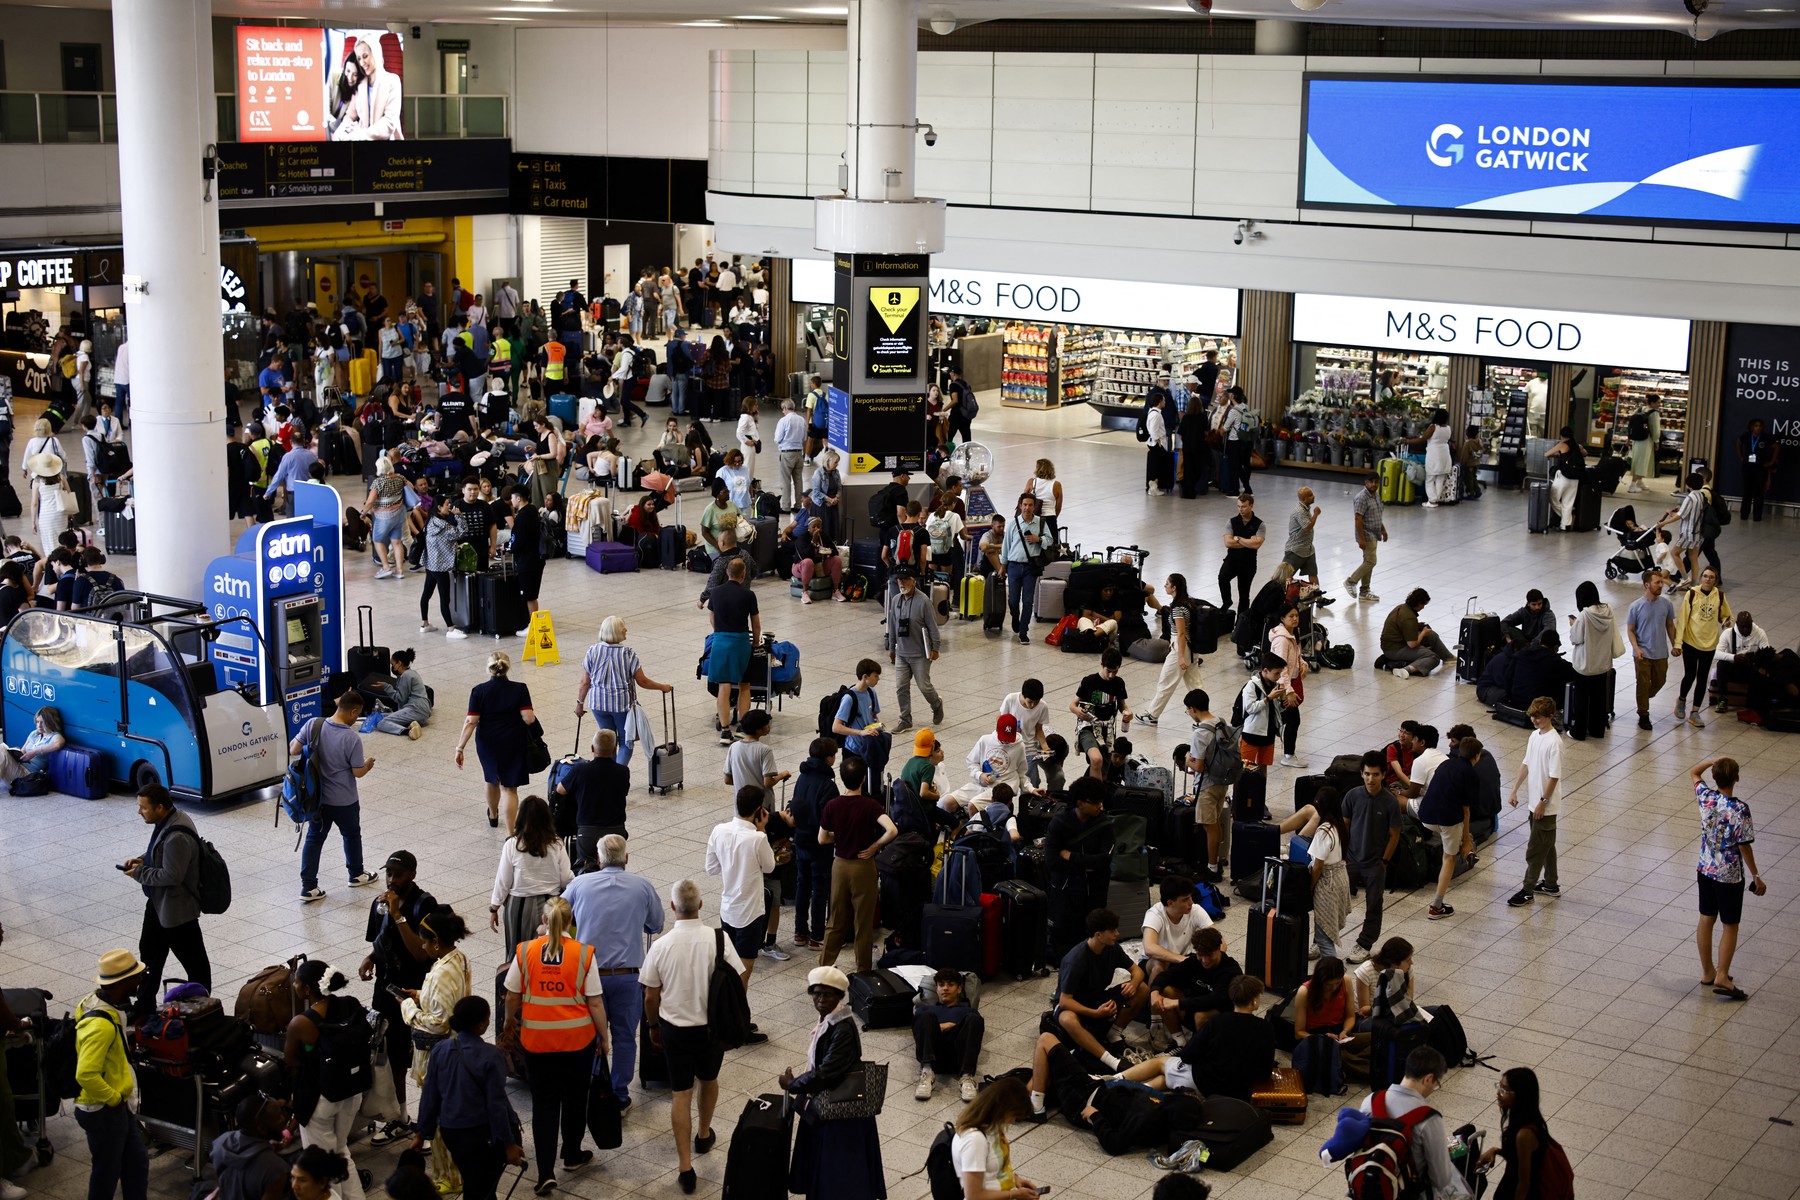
[0,91,505,144]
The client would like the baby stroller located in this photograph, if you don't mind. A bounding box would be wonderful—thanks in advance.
[1604,505,1656,580]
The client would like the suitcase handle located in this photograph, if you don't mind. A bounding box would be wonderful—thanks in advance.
[571,712,584,757]
[661,687,677,744]
[1260,855,1285,910]
[358,604,375,649]
[1465,595,1478,617]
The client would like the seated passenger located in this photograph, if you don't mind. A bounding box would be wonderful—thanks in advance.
[1134,973,1276,1103]
[0,705,65,784]
[1051,908,1149,1072]
[1502,589,1556,647]
[1158,926,1243,1034]
[1352,936,1422,1028]
[1504,630,1575,710]
[913,967,986,1104]
[786,513,844,605]
[1475,641,1520,708]
[1140,876,1213,990]
[1289,956,1369,1077]
[1023,1032,1205,1155]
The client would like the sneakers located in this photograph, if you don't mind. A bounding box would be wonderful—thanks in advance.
[369,1121,414,1146]
[1315,595,1336,607]
[693,1130,716,1155]
[891,720,913,735]
[915,1067,936,1100]
[1534,882,1561,896]
[1346,945,1370,964]
[1507,890,1535,907]
[1360,593,1380,603]
[420,622,438,633]
[678,1169,697,1195]
[1342,578,1356,594]
[1018,632,1030,644]
[718,727,735,746]
[515,628,533,638]
[1638,714,1653,731]
[1,1179,27,1200]
[533,1179,556,1196]
[1137,713,1158,726]
[1675,699,1688,720]
[375,569,395,580]
[1715,699,1730,714]
[1427,902,1454,920]
[1689,713,1706,729]
[446,628,469,640]
[349,872,379,887]
[1308,945,1322,961]
[931,706,945,726]
[561,1150,593,1173]
[959,1075,979,1103]
[300,887,326,903]
[742,1031,769,1046]
[1278,755,1309,769]
[759,942,791,962]
[1393,668,1410,679]
[407,721,422,741]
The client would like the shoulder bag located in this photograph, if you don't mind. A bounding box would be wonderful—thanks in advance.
[812,1059,888,1120]
[1014,518,1048,574]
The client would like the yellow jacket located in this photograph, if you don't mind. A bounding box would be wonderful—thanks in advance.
[1675,586,1732,654]
[74,995,135,1108]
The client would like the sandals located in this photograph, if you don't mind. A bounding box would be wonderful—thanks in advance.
[1713,985,1750,1001]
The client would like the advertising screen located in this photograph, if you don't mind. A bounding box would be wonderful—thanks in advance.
[1300,75,1800,229]
[237,26,405,144]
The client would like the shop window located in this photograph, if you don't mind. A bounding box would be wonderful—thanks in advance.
[1284,345,1449,471]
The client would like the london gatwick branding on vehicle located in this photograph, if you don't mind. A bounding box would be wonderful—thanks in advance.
[1300,75,1800,227]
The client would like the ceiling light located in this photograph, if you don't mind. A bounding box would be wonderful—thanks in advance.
[1565,12,1680,24]
[1290,0,1333,9]
[681,19,729,24]
[789,5,848,13]
[734,14,784,18]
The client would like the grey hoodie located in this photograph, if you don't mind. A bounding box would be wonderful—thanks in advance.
[1569,603,1625,676]
[209,1130,287,1200]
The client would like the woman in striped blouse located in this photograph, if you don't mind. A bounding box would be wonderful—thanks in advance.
[574,615,672,767]
[399,908,473,1193]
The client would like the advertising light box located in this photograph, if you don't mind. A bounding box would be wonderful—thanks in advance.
[1300,74,1800,229]
[237,27,406,143]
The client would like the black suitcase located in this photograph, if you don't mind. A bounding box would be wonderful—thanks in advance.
[982,569,1006,633]
[478,570,529,637]
[449,572,480,633]
[1245,856,1308,994]
[1016,843,1049,889]
[993,879,1049,979]
[1109,785,1163,828]
[1160,798,1199,868]
[1369,1018,1430,1092]
[1189,600,1231,655]
[754,492,780,520]
[635,533,661,569]
[1232,768,1268,822]
[920,903,983,974]
[877,863,931,949]
[847,969,914,1030]
[1230,820,1279,886]
[1293,774,1332,814]
[348,604,389,682]
[1189,1097,1274,1173]
[1264,857,1312,917]
[1017,795,1063,842]
[1573,479,1603,532]
[639,1018,669,1089]
[103,508,137,555]
[1526,479,1553,533]
[659,524,685,570]
[1457,606,1503,685]
[722,1094,792,1200]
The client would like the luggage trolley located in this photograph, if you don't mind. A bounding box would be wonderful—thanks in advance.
[1,987,56,1168]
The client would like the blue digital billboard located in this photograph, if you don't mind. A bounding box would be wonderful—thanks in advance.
[1300,75,1800,229]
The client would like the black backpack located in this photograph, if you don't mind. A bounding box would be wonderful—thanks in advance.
[1627,410,1651,440]
[44,1010,117,1100]
[170,826,233,915]
[706,929,754,1049]
[313,996,373,1102]
[925,1123,962,1200]
[820,685,855,743]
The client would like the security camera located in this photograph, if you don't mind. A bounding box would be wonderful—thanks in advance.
[1235,219,1264,244]
[929,15,957,34]
[1233,224,1244,246]
[919,123,938,148]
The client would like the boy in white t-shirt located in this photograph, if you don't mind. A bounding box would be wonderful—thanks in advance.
[1506,696,1563,908]
[999,679,1056,789]
[1140,876,1213,987]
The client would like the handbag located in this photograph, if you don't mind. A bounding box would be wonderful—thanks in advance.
[811,1060,887,1120]
[525,729,552,774]
[585,1053,623,1149]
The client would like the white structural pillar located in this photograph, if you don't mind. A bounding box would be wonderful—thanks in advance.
[112,0,228,598]
[815,0,945,254]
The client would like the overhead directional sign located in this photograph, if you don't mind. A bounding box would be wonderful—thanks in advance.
[216,139,509,202]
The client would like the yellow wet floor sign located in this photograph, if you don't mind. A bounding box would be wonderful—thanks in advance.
[521,611,560,665]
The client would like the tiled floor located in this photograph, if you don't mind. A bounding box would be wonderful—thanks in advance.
[3,394,1798,1200]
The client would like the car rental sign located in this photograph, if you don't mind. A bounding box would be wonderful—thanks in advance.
[1300,75,1800,228]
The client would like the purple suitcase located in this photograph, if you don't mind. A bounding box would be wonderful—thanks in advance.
[585,541,639,574]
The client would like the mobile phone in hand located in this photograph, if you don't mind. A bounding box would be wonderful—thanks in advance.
[385,984,408,999]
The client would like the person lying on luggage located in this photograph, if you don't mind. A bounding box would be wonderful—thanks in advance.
[1502,589,1556,648]
[1022,1031,1205,1155]
[1136,973,1275,1103]
[1360,1046,1474,1200]
[912,967,986,1104]
[1051,908,1150,1074]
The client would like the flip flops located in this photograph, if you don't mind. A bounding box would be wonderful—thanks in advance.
[1713,985,1750,1001]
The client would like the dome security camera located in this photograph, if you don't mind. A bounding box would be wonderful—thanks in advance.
[929,16,957,34]
[919,122,938,147]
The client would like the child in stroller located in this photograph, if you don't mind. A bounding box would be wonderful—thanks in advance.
[1603,505,1659,580]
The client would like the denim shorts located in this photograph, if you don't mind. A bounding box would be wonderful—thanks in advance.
[371,511,405,544]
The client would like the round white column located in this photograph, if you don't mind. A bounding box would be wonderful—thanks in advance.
[112,0,228,598]
[846,0,921,200]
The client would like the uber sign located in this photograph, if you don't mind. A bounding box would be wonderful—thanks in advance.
[1291,293,1690,371]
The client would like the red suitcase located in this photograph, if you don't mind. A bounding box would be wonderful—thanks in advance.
[978,893,1004,980]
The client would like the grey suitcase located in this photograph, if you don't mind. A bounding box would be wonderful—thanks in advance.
[648,687,684,794]
[1034,577,1067,623]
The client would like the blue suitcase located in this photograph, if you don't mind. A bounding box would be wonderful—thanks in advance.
[49,747,109,799]
[920,903,982,974]
[549,393,578,428]
[585,541,639,574]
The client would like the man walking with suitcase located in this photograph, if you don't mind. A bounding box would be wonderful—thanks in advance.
[885,567,943,733]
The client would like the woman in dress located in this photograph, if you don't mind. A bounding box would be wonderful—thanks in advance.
[949,1076,1040,1200]
[20,419,57,482]
[1478,1067,1556,1200]
[28,453,70,549]
[1303,787,1352,960]
[782,967,885,1200]
[575,614,672,767]
[736,397,762,496]
[364,456,409,580]
[1409,407,1455,508]
[456,652,538,833]
[701,336,733,424]
[399,909,473,1195]
[488,796,573,967]
[1627,396,1661,493]
[284,961,370,1200]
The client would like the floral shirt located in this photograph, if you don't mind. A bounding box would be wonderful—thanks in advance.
[1697,782,1753,883]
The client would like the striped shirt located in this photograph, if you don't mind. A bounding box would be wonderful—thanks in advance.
[582,642,641,714]
[401,948,470,1037]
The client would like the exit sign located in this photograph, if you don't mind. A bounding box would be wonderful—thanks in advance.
[381,219,406,232]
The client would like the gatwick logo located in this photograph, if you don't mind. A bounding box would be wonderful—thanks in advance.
[1425,123,1463,167]
[1428,121,1592,172]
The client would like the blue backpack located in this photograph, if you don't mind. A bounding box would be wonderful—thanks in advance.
[769,640,801,685]
[280,717,325,840]
[933,842,983,907]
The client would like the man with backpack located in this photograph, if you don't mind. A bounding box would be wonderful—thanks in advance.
[1354,1046,1473,1200]
[75,950,151,1200]
[1180,688,1240,884]
[944,368,977,445]
[290,691,381,904]
[122,785,213,1021]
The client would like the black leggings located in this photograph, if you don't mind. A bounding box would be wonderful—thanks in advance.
[1678,644,1716,707]
[526,1044,594,1179]
[1279,704,1301,756]
[1219,558,1255,611]
[420,571,453,624]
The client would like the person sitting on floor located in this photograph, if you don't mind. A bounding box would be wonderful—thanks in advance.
[1022,1032,1205,1155]
[1157,926,1243,1037]
[1502,589,1556,647]
[1502,630,1575,711]
[1131,973,1276,1103]
[912,967,986,1105]
[1475,641,1520,708]
[1051,908,1150,1072]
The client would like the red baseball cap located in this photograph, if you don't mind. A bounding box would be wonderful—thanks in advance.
[995,714,1019,743]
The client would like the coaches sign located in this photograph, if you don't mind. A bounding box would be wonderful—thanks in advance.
[1301,75,1800,229]
[1291,293,1691,372]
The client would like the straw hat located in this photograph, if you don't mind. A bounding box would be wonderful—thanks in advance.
[27,452,63,479]
[95,949,146,986]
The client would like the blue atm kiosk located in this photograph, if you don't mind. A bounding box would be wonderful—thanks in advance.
[202,480,347,735]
